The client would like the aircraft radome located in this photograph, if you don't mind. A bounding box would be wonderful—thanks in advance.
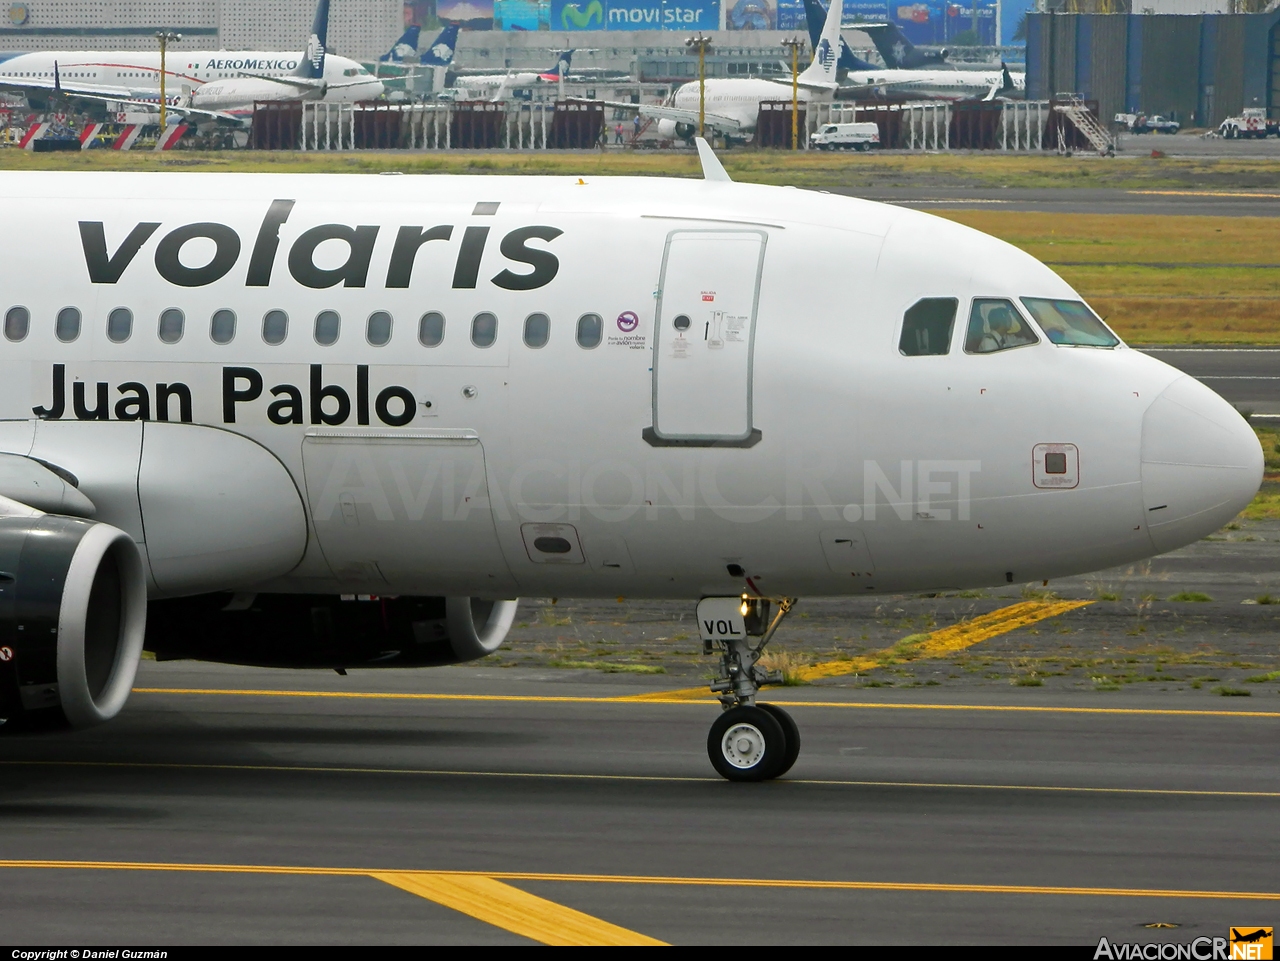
[0,146,1261,781]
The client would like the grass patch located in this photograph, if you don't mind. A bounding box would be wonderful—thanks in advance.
[1168,591,1213,602]
[7,150,1280,192]
[1244,670,1280,683]
[1013,676,1044,686]
[547,659,666,674]
[1211,685,1252,696]
[757,649,811,686]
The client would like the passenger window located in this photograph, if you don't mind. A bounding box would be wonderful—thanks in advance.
[366,310,392,346]
[314,310,340,346]
[107,307,132,343]
[158,308,184,344]
[964,299,1038,354]
[898,298,957,356]
[210,308,236,344]
[418,311,444,347]
[576,312,602,349]
[471,311,497,348]
[56,307,80,343]
[1020,298,1120,348]
[262,309,288,345]
[523,312,550,348]
[4,306,29,342]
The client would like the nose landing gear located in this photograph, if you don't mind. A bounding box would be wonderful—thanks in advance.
[698,595,799,781]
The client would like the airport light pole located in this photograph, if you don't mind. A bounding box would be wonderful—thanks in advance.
[156,30,182,130]
[685,33,712,140]
[781,37,805,150]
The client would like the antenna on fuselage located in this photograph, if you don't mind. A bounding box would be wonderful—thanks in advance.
[695,137,731,182]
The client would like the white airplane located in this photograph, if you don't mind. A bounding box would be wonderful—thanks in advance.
[0,146,1261,782]
[451,50,576,97]
[0,0,383,124]
[841,62,1024,102]
[609,0,844,142]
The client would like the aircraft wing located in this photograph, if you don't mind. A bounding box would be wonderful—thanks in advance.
[601,100,744,134]
[32,87,248,125]
[0,77,138,102]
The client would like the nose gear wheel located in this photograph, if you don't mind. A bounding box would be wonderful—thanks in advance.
[708,705,787,782]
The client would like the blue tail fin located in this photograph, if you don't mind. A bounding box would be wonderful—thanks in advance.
[801,0,875,72]
[380,25,421,62]
[549,49,572,76]
[301,0,329,79]
[859,21,947,69]
[419,24,459,67]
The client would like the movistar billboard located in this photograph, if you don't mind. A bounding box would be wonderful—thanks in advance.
[548,0,719,31]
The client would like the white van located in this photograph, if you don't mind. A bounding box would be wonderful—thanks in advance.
[811,121,880,151]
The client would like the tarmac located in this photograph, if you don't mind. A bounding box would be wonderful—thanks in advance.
[835,186,1280,217]
[2,518,1279,944]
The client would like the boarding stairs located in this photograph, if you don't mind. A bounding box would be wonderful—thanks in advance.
[1053,95,1114,156]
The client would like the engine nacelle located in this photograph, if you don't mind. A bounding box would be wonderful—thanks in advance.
[0,515,147,728]
[145,593,518,669]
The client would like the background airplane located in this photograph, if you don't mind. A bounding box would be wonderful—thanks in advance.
[610,0,844,142]
[0,0,383,124]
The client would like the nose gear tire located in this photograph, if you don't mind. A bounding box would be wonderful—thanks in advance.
[708,705,787,781]
[757,703,800,777]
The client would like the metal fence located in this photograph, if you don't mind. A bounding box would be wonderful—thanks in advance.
[283,98,1071,153]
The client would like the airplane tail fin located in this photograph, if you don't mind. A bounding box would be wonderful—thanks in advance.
[551,49,573,75]
[419,24,459,67]
[300,0,330,79]
[860,20,945,69]
[797,0,842,87]
[379,25,421,62]
[801,0,873,71]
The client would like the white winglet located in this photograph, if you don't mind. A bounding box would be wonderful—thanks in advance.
[695,137,731,182]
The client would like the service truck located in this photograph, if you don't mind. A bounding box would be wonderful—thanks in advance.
[810,121,880,150]
[1218,107,1276,139]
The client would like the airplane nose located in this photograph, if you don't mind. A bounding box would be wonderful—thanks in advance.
[1141,375,1263,553]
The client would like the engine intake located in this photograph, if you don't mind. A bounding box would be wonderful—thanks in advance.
[0,515,147,728]
[146,593,518,669]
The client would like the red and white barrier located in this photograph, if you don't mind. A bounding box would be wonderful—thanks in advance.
[19,122,49,150]
[155,123,188,151]
[112,125,141,151]
[78,123,103,150]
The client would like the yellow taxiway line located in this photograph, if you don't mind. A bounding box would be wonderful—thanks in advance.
[5,759,1279,797]
[626,598,1094,698]
[1128,190,1280,199]
[373,872,665,946]
[3,860,1279,904]
[128,687,1280,718]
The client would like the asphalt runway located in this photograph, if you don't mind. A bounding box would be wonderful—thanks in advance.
[831,186,1280,216]
[1,659,1278,945]
[1141,348,1280,416]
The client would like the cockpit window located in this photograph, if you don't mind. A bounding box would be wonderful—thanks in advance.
[964,298,1039,354]
[1020,298,1121,348]
[899,297,957,356]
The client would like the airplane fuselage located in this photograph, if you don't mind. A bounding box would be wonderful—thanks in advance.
[844,67,1026,101]
[0,171,1259,605]
[0,49,383,109]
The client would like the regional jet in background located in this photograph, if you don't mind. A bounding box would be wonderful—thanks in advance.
[450,49,575,98]
[797,4,1023,101]
[609,0,845,142]
[0,143,1259,782]
[0,0,383,123]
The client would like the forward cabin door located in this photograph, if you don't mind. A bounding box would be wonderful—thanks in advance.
[649,229,767,445]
